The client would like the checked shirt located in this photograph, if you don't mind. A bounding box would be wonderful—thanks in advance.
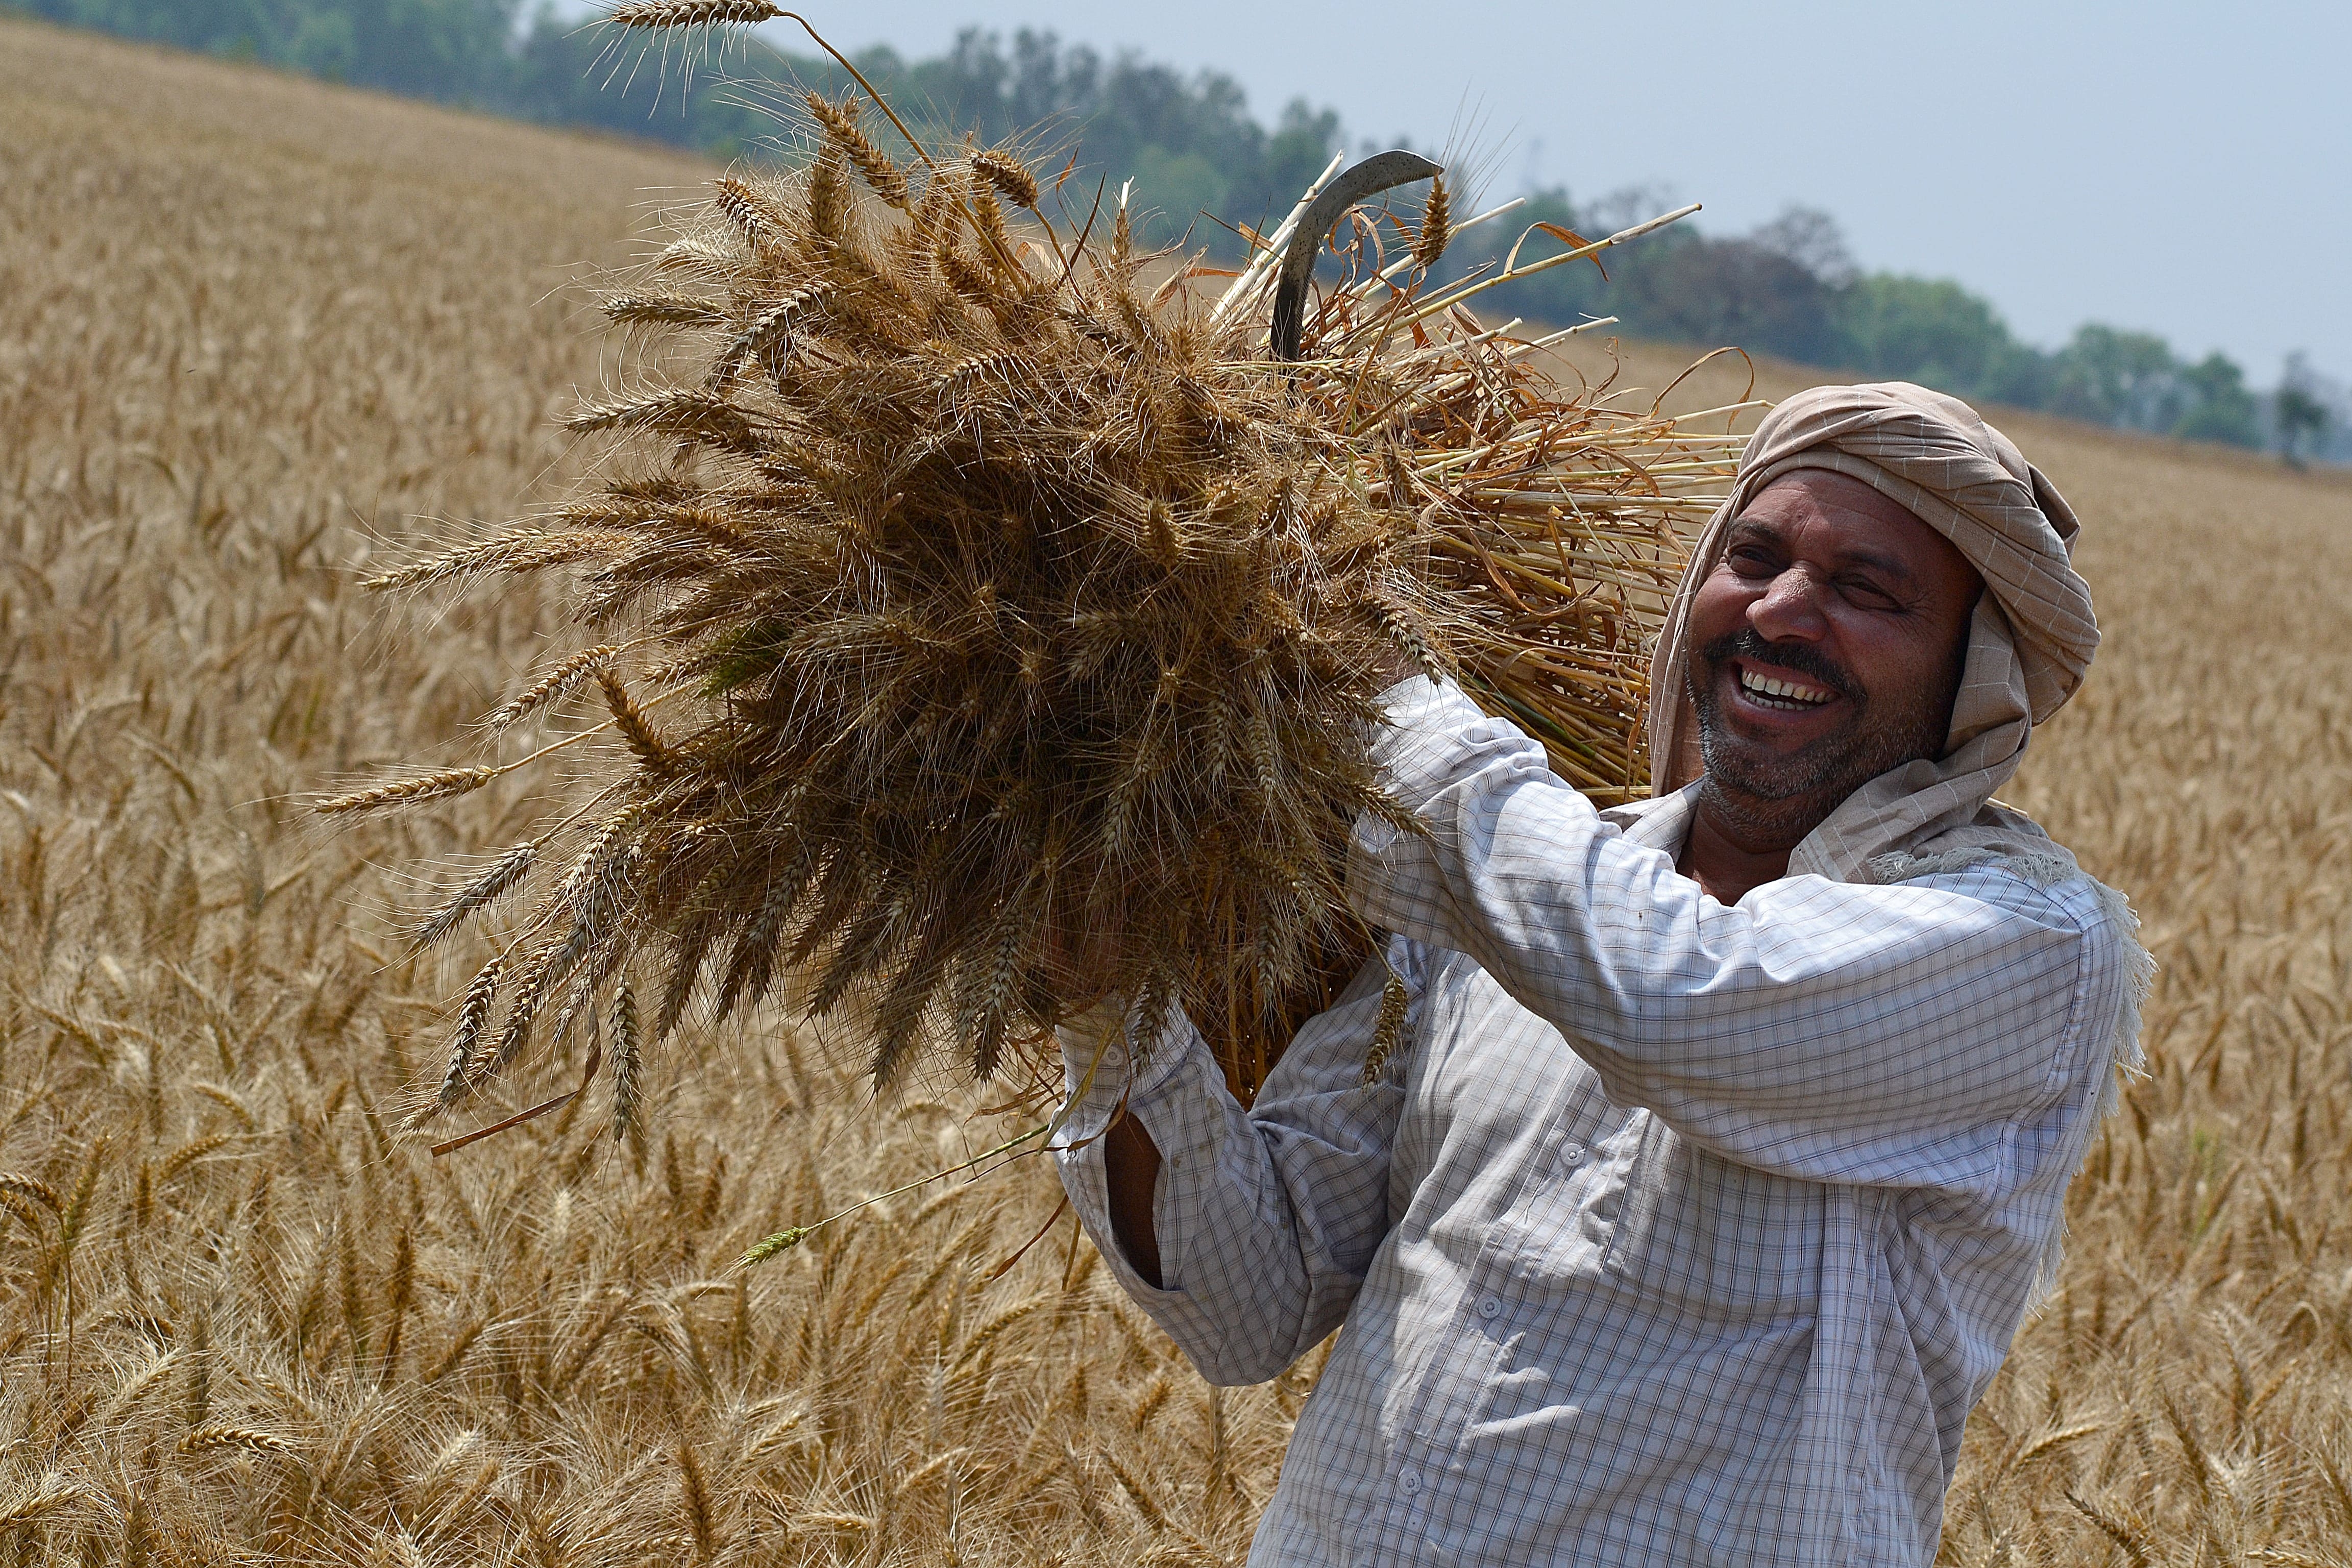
[1052,678,2134,1567]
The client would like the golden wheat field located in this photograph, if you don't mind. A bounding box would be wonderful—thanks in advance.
[6,16,2352,1565]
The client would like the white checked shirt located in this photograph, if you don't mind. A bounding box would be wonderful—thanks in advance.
[1052,679,2133,1567]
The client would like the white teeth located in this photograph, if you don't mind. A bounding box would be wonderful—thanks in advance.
[1738,668,1832,705]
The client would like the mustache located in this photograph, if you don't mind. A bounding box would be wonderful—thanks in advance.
[1696,629,1864,706]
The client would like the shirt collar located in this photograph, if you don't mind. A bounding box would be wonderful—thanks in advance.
[1599,780,1701,854]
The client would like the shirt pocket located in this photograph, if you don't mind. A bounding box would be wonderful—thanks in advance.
[1487,1106,1650,1284]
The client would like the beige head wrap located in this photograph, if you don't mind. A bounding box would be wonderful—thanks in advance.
[1647,381,2100,883]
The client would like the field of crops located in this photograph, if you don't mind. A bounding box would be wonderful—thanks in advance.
[6,16,2352,1564]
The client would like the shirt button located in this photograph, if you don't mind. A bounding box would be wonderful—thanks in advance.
[1476,1294,1502,1320]
[1398,1465,1424,1497]
[1561,1142,1587,1168]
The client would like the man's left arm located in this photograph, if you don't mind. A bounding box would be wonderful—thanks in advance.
[1351,678,2128,1188]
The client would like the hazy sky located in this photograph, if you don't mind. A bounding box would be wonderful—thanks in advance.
[632,2,2348,380]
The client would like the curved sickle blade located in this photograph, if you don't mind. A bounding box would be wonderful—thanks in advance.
[1269,150,1443,362]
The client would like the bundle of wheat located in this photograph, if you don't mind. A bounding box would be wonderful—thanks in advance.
[338,0,1749,1135]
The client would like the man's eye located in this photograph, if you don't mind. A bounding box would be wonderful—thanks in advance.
[1728,549,1776,577]
[1840,579,1902,610]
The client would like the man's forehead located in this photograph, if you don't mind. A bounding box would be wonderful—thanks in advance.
[1746,467,1922,524]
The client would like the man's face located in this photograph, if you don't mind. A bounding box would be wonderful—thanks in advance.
[1685,470,1984,842]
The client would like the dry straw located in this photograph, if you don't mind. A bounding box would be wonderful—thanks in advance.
[346,0,1748,1123]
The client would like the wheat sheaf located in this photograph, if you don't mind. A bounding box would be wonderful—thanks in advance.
[341,0,1750,1141]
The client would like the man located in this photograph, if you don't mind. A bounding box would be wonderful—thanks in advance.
[1050,382,2149,1566]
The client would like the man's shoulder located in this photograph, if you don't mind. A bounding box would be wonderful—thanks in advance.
[1868,846,2137,965]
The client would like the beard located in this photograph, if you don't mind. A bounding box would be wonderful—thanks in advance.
[1686,627,1960,844]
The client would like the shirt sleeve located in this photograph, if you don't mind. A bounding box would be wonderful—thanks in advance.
[1348,677,2115,1190]
[1051,951,1414,1386]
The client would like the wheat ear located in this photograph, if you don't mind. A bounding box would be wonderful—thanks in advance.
[317,767,496,816]
[604,0,781,27]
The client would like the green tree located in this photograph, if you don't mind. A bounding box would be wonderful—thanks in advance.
[2047,324,2180,430]
[2170,352,2261,448]
[1831,275,2048,406]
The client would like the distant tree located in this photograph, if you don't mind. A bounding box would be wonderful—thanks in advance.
[1748,206,1856,288]
[2274,353,2335,469]
[1618,235,1843,364]
[2170,352,2261,448]
[2047,325,2182,431]
[1831,274,2048,405]
[873,30,1341,248]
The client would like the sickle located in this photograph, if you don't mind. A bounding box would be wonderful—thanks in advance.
[1269,150,1443,362]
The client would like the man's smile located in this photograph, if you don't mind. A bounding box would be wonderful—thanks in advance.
[1719,654,1850,731]
[1736,662,1836,709]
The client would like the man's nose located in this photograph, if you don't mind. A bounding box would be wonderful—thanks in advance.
[1746,568,1830,643]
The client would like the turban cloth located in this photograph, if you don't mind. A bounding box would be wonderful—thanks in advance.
[1646,381,2101,881]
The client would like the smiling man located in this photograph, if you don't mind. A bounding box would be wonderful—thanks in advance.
[1051,382,2149,1566]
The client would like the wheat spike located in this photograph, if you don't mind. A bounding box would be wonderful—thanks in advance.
[596,670,675,769]
[969,149,1040,211]
[157,1132,235,1183]
[434,957,504,1109]
[736,1227,809,1270]
[411,843,537,948]
[488,647,618,733]
[1412,175,1452,270]
[1361,966,1410,1084]
[676,1437,717,1558]
[806,92,910,209]
[567,389,758,449]
[603,292,725,329]
[0,1172,63,1214]
[0,1189,48,1236]
[709,285,828,389]
[179,1425,295,1456]
[317,766,496,816]
[610,984,643,1144]
[362,529,552,592]
[0,1477,81,1528]
[806,144,851,239]
[604,0,782,24]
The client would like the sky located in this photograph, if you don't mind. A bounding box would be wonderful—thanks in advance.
[622,1,2349,382]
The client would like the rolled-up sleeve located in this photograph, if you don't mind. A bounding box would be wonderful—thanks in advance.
[1349,677,2118,1191]
[1052,955,1411,1385]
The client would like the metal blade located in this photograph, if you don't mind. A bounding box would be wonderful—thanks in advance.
[1269,150,1443,362]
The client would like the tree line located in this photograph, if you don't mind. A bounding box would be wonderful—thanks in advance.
[1456,192,2337,455]
[16,0,2340,460]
